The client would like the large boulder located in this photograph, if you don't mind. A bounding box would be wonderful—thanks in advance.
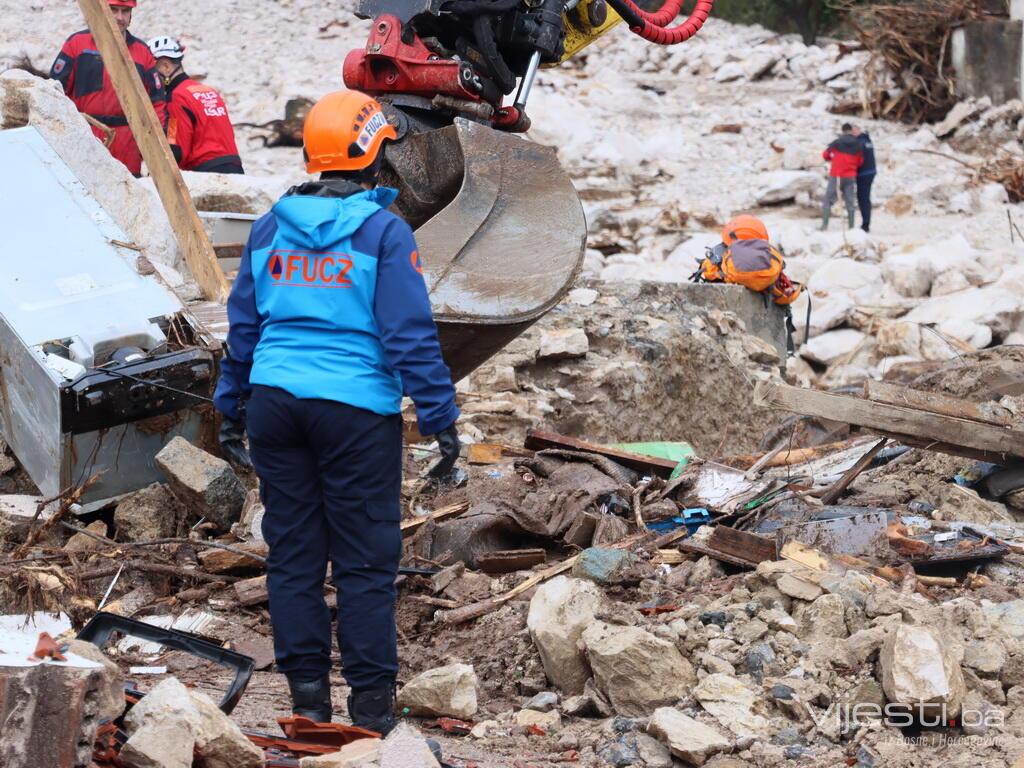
[527,576,604,695]
[647,707,733,766]
[582,621,696,716]
[878,624,965,719]
[397,663,478,719]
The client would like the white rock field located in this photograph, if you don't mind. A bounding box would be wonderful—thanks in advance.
[2,4,1024,383]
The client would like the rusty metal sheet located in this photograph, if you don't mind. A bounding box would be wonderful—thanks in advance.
[775,510,888,559]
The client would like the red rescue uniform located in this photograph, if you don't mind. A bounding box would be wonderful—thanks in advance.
[166,72,244,174]
[50,30,167,176]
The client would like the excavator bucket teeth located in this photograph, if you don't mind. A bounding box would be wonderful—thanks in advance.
[382,119,586,381]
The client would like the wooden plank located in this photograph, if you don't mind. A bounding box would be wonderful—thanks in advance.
[197,543,268,574]
[524,430,679,477]
[77,0,229,303]
[709,526,777,565]
[818,438,888,505]
[678,540,754,569]
[864,381,1012,427]
[477,548,546,574]
[716,439,871,470]
[754,382,1024,462]
[233,575,268,607]
[400,502,470,538]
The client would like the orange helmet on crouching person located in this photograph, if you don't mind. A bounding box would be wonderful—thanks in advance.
[303,90,397,175]
[721,215,769,245]
[108,0,137,6]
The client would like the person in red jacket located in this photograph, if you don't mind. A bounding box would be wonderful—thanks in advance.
[49,0,166,176]
[149,37,244,174]
[821,123,863,230]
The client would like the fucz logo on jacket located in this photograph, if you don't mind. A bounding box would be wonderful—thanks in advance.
[267,250,354,288]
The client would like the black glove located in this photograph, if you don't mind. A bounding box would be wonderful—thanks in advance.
[427,423,461,481]
[219,417,253,469]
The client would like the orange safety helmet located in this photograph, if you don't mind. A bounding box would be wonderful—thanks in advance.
[109,0,138,6]
[721,215,769,245]
[303,90,397,175]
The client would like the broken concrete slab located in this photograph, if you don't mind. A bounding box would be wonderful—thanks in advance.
[299,738,382,767]
[380,722,441,768]
[538,328,589,359]
[124,677,263,768]
[0,648,115,768]
[65,639,125,721]
[155,437,245,530]
[647,707,733,766]
[527,576,604,695]
[879,624,965,718]
[120,721,196,768]
[776,573,823,601]
[0,495,57,542]
[693,673,770,737]
[582,621,695,716]
[114,483,185,542]
[397,663,478,719]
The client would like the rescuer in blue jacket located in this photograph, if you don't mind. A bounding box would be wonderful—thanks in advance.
[213,89,460,734]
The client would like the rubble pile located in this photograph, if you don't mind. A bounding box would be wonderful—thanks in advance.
[458,280,787,453]
[8,3,1024,768]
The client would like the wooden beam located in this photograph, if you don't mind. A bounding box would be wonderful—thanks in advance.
[77,0,229,303]
[754,382,1024,462]
[524,430,679,477]
[818,438,888,505]
[863,381,1011,427]
[709,526,777,565]
[400,501,470,538]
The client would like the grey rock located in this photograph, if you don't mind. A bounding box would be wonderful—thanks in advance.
[700,611,729,628]
[525,691,560,712]
[114,483,185,541]
[155,437,245,530]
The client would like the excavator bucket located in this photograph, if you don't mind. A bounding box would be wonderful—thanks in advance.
[382,118,586,381]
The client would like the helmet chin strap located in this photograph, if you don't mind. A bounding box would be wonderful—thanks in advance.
[162,64,183,88]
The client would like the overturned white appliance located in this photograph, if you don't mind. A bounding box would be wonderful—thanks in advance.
[0,127,220,505]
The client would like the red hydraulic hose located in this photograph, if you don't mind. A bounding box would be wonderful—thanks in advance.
[605,0,715,45]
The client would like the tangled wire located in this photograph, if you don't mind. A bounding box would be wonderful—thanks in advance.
[834,0,989,124]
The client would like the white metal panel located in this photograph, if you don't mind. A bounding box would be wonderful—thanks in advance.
[0,127,182,354]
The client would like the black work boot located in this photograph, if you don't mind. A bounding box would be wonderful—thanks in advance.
[288,676,333,723]
[348,684,397,736]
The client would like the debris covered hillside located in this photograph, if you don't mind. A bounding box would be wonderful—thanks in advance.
[4,2,1024,768]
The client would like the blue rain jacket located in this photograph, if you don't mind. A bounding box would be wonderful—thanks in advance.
[213,180,458,435]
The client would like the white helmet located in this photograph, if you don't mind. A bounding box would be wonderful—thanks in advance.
[148,36,185,60]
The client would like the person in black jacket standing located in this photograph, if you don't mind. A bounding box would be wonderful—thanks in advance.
[851,125,876,233]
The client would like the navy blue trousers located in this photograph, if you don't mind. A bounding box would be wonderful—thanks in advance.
[246,385,402,690]
[857,173,875,232]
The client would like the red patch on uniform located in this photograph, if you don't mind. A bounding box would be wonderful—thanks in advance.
[53,59,66,75]
[410,250,423,274]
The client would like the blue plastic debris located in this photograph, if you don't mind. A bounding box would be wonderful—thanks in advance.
[647,508,711,535]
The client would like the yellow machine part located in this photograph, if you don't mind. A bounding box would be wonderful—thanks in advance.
[551,0,624,64]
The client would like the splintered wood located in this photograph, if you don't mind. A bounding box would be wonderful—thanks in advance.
[754,381,1024,463]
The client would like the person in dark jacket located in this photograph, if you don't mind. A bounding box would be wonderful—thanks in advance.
[851,125,876,232]
[213,89,461,734]
[821,123,863,230]
[50,0,166,176]
[148,37,244,174]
